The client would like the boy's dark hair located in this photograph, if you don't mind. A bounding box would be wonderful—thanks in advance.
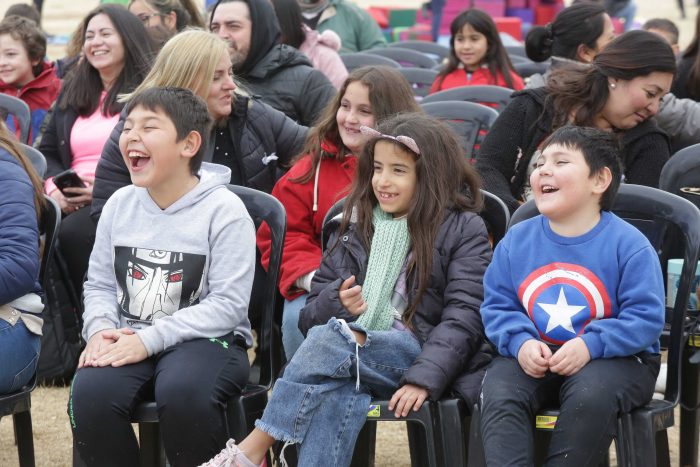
[0,15,46,77]
[126,87,212,175]
[4,3,41,26]
[540,126,622,211]
[642,18,679,45]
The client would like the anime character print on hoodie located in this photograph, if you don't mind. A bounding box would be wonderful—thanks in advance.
[70,163,255,467]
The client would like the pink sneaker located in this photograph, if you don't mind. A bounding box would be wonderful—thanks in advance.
[199,439,260,467]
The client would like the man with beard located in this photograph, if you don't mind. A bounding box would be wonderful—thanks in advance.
[210,0,335,126]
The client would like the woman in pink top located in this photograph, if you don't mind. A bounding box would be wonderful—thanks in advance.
[36,4,154,297]
[271,0,348,89]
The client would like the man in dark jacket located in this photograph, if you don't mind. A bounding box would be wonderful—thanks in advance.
[210,0,336,126]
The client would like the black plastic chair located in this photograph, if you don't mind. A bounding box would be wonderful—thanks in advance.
[422,85,514,113]
[321,189,510,467]
[658,142,700,466]
[398,67,438,99]
[0,93,31,144]
[20,144,47,179]
[0,195,61,467]
[388,40,450,62]
[468,184,700,466]
[74,185,286,467]
[340,52,400,72]
[366,47,437,69]
[514,60,550,79]
[420,101,499,162]
[505,44,528,58]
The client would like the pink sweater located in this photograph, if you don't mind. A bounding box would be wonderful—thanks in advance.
[299,26,348,89]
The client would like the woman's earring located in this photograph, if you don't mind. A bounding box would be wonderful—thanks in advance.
[610,82,617,89]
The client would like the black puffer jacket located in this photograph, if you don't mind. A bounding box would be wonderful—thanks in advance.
[299,209,494,406]
[238,45,336,127]
[90,95,308,220]
[35,101,79,179]
[476,87,671,213]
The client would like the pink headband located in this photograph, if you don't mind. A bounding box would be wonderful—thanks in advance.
[360,126,421,156]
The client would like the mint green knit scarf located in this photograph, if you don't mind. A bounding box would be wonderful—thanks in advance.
[355,206,411,331]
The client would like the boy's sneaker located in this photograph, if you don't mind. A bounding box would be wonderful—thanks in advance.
[199,439,260,467]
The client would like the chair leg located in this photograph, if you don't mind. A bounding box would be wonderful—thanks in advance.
[681,346,700,467]
[467,405,486,467]
[654,430,671,467]
[407,423,428,467]
[138,422,166,467]
[13,410,35,467]
[350,421,376,467]
[436,400,468,466]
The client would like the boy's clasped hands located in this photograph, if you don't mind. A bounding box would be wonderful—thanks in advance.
[78,328,148,369]
[339,275,430,418]
[518,337,591,378]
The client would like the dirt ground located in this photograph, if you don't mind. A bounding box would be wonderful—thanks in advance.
[1,0,698,465]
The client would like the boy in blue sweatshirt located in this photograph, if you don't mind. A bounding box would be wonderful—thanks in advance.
[479,126,665,466]
[70,87,256,466]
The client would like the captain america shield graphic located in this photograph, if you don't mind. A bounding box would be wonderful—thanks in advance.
[517,263,612,344]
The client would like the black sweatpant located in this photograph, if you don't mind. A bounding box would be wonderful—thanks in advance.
[69,334,250,467]
[479,353,660,467]
[57,206,96,299]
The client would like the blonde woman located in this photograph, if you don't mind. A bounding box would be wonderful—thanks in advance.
[92,29,308,219]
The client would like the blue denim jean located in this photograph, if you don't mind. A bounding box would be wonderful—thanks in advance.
[0,319,40,394]
[282,294,308,361]
[256,317,421,467]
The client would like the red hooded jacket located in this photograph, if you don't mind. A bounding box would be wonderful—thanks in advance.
[430,66,524,94]
[0,61,61,144]
[257,140,356,300]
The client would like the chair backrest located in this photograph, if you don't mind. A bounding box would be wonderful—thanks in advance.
[40,195,61,285]
[366,47,437,69]
[0,94,31,144]
[421,85,514,113]
[420,100,499,162]
[21,144,47,179]
[509,184,700,406]
[388,40,450,62]
[508,55,531,65]
[340,52,400,72]
[514,60,549,79]
[398,67,439,99]
[226,185,286,389]
[481,189,510,247]
[322,189,510,252]
[659,143,700,211]
[505,44,528,58]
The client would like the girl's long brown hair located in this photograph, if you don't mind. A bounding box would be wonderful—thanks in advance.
[290,66,420,183]
[546,30,676,130]
[0,121,44,219]
[340,113,482,326]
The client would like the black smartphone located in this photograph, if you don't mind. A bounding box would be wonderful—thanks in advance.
[53,169,86,197]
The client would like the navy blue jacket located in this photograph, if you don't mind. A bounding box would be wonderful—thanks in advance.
[0,148,41,309]
[299,208,494,406]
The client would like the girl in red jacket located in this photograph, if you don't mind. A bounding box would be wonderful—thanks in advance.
[0,16,60,144]
[430,9,524,94]
[257,66,420,360]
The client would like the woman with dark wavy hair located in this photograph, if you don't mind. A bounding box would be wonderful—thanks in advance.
[477,30,676,213]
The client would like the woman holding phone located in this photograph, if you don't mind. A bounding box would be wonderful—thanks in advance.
[36,4,153,297]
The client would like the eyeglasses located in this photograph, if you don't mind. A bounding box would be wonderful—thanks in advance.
[136,12,163,24]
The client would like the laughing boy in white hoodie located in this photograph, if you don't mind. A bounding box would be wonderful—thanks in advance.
[70,87,256,466]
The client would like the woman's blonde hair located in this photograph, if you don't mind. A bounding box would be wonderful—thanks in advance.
[120,29,228,102]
